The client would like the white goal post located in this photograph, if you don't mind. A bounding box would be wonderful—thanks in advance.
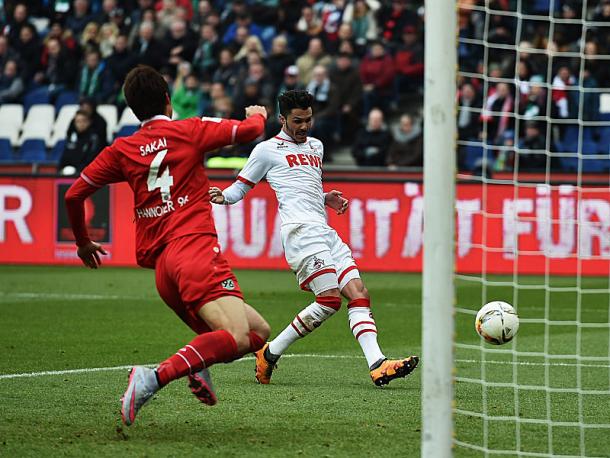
[422,0,457,457]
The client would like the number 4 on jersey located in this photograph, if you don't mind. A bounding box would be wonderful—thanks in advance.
[147,149,174,202]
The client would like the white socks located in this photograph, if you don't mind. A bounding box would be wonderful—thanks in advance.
[348,299,385,369]
[268,296,341,357]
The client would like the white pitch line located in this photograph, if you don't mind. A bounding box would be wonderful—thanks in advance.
[0,292,149,301]
[1,354,609,380]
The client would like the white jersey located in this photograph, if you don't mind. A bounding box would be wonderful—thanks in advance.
[237,130,327,226]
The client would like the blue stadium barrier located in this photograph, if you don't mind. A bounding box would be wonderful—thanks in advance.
[19,139,47,162]
[0,138,13,161]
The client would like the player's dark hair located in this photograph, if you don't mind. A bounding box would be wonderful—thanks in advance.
[278,90,314,118]
[123,65,170,121]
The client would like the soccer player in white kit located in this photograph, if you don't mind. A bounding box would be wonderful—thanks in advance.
[209,90,419,386]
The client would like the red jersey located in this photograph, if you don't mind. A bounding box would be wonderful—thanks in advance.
[69,114,265,268]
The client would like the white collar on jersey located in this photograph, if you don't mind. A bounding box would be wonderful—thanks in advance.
[141,114,172,126]
[276,129,306,144]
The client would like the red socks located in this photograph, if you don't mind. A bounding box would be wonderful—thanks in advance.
[248,331,265,353]
[156,329,239,387]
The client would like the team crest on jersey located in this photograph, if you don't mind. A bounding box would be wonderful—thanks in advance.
[221,279,235,290]
[312,256,325,270]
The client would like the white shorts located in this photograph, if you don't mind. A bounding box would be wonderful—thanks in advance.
[281,223,360,294]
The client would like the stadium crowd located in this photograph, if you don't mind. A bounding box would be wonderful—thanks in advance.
[0,0,607,171]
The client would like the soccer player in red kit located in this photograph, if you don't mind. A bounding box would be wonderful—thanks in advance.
[64,65,271,426]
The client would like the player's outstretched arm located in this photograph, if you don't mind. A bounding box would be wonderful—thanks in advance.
[325,190,349,215]
[208,180,252,205]
[65,177,108,269]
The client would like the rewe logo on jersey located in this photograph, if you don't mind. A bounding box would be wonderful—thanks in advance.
[286,154,321,168]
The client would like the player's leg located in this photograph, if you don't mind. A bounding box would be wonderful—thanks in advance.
[330,229,419,386]
[244,302,271,353]
[255,273,342,384]
[341,277,419,386]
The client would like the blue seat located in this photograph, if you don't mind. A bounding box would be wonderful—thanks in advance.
[115,125,138,138]
[23,88,50,113]
[55,91,79,112]
[0,138,13,161]
[19,139,47,162]
[50,140,65,162]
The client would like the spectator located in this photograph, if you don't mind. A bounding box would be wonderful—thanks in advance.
[0,59,24,103]
[65,0,95,40]
[93,0,116,25]
[192,23,221,81]
[329,52,362,141]
[213,47,240,94]
[386,114,423,168]
[457,83,481,141]
[4,2,34,46]
[293,5,323,56]
[99,22,120,58]
[172,63,204,119]
[33,37,77,98]
[106,34,138,100]
[551,66,576,119]
[59,109,106,174]
[377,0,417,44]
[278,63,302,92]
[224,24,250,55]
[520,75,547,121]
[80,21,101,51]
[155,0,194,22]
[0,34,18,74]
[192,0,216,28]
[296,37,332,86]
[14,23,40,83]
[316,0,347,52]
[234,35,266,63]
[43,21,78,58]
[235,61,274,107]
[67,97,108,144]
[131,0,155,26]
[165,19,199,68]
[517,122,546,170]
[223,13,263,48]
[480,82,513,144]
[266,35,295,92]
[394,25,424,95]
[307,65,338,152]
[352,108,391,166]
[133,20,167,69]
[360,41,395,116]
[77,48,114,104]
[343,0,380,46]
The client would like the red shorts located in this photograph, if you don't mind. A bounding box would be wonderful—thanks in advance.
[155,234,243,334]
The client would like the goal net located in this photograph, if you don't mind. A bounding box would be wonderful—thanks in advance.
[452,1,610,456]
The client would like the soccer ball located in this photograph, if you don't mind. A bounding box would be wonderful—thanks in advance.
[475,301,519,345]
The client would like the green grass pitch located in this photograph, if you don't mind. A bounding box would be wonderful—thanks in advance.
[1,265,609,457]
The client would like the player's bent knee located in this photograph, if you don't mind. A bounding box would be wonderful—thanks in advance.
[318,287,341,297]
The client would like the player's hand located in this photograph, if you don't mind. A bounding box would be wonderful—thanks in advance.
[77,241,108,269]
[208,186,225,204]
[245,105,268,120]
[325,190,349,215]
